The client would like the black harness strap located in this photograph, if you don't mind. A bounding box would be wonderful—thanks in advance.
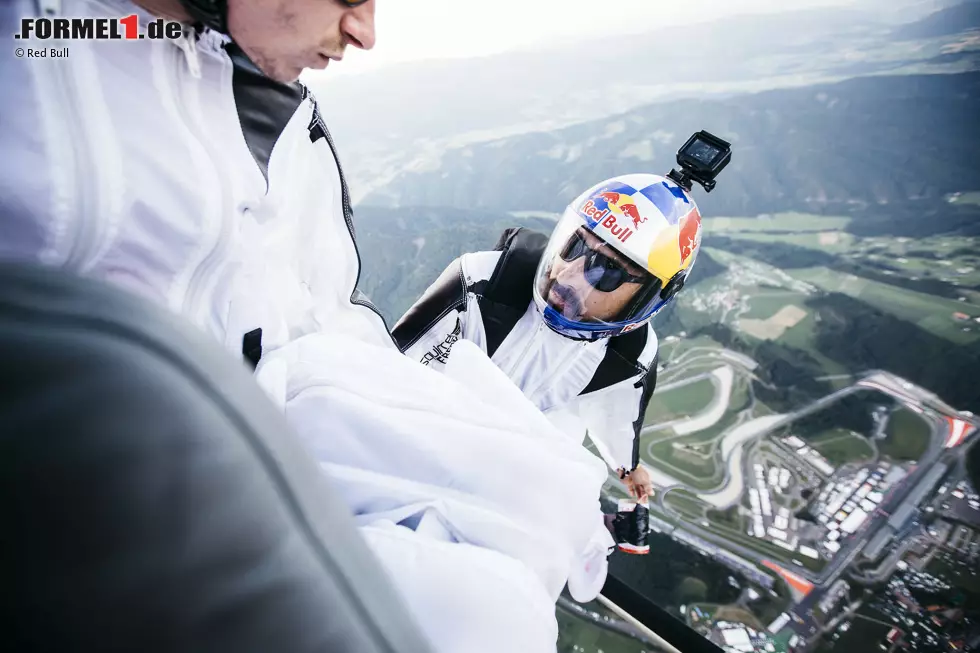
[477,227,550,359]
[630,354,658,469]
[579,328,648,396]
[580,329,653,471]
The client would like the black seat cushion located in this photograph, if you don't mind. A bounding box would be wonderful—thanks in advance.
[0,262,433,653]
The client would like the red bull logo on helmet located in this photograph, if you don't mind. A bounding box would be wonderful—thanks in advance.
[622,204,646,230]
[579,185,653,245]
[579,199,635,244]
[646,202,703,280]
[678,206,702,263]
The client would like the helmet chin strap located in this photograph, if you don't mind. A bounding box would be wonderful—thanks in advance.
[179,0,228,33]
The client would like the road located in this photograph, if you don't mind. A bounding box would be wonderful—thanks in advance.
[646,344,866,509]
[647,366,971,575]
[633,352,980,645]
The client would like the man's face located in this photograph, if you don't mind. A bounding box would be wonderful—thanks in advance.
[226,0,376,83]
[539,228,649,323]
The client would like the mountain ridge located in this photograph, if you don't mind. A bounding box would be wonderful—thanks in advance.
[358,71,980,223]
[893,0,980,38]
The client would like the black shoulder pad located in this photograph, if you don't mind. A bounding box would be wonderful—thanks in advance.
[630,353,658,469]
[579,327,649,396]
[478,227,549,358]
[391,258,467,352]
[482,227,550,311]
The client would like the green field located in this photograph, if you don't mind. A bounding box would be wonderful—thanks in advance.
[706,504,743,531]
[771,626,797,653]
[645,374,753,490]
[719,229,859,254]
[786,266,980,345]
[739,289,810,321]
[665,489,709,521]
[880,408,933,461]
[706,213,980,318]
[807,429,876,466]
[694,248,852,377]
[776,310,841,375]
[948,191,980,206]
[705,213,852,233]
[738,291,820,353]
[856,233,980,291]
[644,375,716,424]
[646,408,747,490]
[752,309,853,382]
[703,264,853,380]
[650,436,724,490]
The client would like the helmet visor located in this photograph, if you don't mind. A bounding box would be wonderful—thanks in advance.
[533,210,677,331]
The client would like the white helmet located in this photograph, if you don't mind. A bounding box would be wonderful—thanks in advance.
[532,173,703,341]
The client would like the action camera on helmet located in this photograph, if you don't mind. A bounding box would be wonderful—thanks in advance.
[666,130,732,194]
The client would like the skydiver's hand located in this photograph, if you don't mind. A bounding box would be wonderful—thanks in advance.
[625,465,653,502]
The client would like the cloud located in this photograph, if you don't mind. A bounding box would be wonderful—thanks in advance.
[315,0,857,77]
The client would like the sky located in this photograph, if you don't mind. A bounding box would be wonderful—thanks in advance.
[311,0,859,79]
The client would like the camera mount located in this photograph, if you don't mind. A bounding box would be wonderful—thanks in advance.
[666,130,732,194]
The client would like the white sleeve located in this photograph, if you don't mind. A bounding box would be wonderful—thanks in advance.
[574,381,645,472]
[571,326,660,472]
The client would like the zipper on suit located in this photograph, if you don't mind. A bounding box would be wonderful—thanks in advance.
[41,41,110,269]
[521,329,591,405]
[502,319,545,380]
[51,59,92,267]
[312,106,399,349]
[525,339,591,405]
[170,28,233,323]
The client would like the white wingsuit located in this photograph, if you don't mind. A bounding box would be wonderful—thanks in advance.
[0,1,612,650]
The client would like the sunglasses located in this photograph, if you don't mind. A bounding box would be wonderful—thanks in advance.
[559,229,655,293]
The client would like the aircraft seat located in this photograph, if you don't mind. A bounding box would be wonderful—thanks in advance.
[0,261,433,653]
